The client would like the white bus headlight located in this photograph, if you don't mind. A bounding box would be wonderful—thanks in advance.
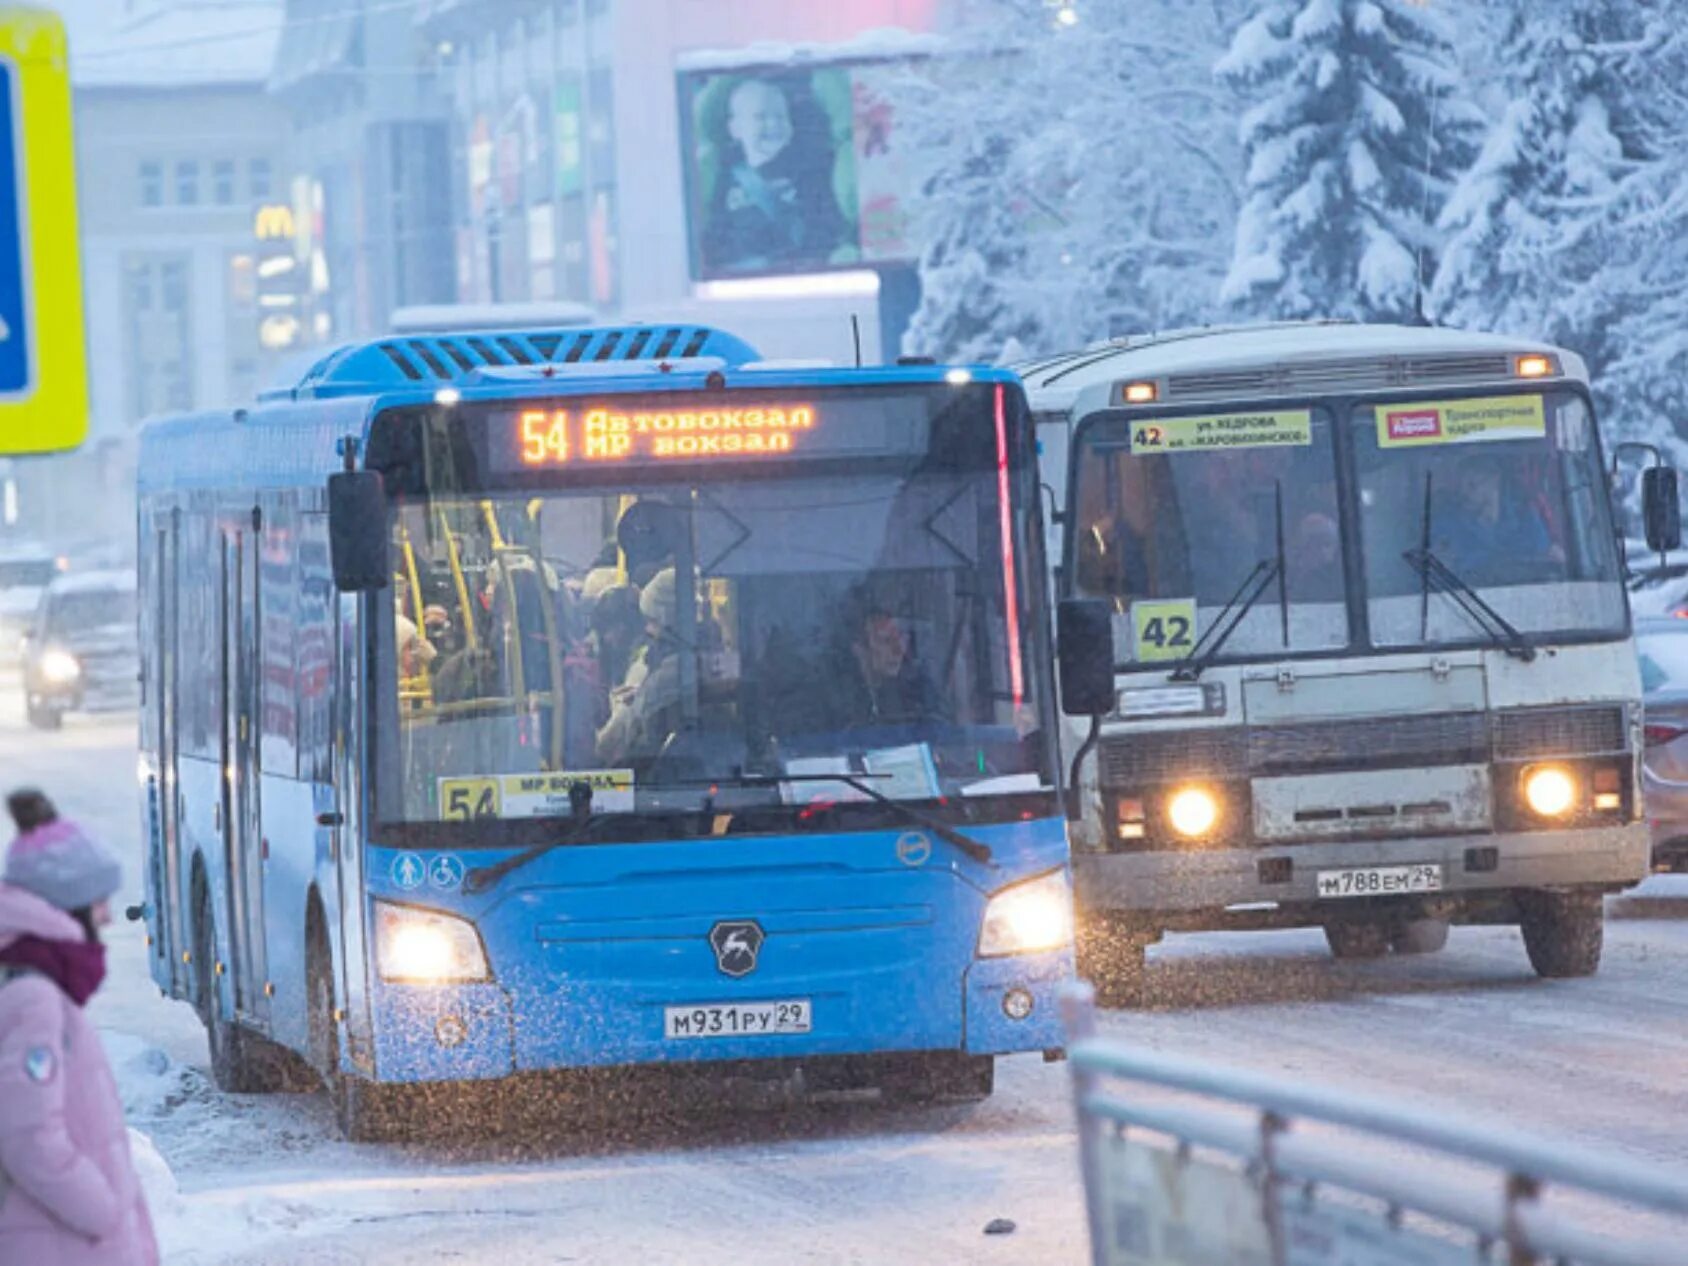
[38,648,80,684]
[979,870,1073,957]
[1166,786,1220,838]
[1522,765,1577,818]
[375,901,490,983]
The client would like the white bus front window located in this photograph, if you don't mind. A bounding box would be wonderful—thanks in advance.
[1355,391,1626,649]
[1069,409,1350,665]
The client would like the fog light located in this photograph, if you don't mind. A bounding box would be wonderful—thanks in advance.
[39,648,80,685]
[436,1014,468,1048]
[1594,792,1621,812]
[1523,766,1577,818]
[1002,988,1035,1021]
[1167,786,1219,838]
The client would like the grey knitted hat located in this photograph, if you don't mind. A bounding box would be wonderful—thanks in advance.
[4,819,122,912]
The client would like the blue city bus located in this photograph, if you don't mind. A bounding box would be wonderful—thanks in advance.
[135,324,1074,1138]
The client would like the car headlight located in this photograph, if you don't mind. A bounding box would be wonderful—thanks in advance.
[1522,765,1577,818]
[374,901,490,983]
[979,869,1073,957]
[38,648,81,684]
[1166,785,1220,838]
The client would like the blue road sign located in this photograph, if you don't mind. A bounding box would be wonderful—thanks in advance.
[0,59,28,397]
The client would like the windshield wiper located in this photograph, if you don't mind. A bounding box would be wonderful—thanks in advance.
[711,771,994,865]
[463,781,598,894]
[1401,548,1537,662]
[1169,558,1282,683]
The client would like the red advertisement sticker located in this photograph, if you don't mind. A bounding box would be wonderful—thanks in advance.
[1385,409,1442,441]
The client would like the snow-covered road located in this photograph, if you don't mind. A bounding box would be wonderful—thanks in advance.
[13,698,1688,1263]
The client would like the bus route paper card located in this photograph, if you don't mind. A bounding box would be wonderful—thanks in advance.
[781,756,871,805]
[0,8,87,452]
[1375,395,1545,448]
[1126,410,1311,454]
[438,770,634,820]
[862,744,940,801]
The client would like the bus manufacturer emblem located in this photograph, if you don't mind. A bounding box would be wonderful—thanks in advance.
[896,832,932,867]
[709,920,764,978]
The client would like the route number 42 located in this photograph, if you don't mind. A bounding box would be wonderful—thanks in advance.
[1131,599,1199,663]
[1139,615,1192,650]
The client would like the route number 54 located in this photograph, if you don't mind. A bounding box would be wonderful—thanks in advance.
[442,778,501,821]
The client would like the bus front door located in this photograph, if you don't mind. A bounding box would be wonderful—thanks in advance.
[220,525,268,1026]
[332,590,374,1074]
[153,512,187,992]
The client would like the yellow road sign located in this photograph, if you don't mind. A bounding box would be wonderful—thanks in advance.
[0,7,87,453]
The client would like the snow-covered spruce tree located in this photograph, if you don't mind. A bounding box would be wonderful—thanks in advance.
[1589,12,1688,456]
[900,0,1246,363]
[1431,0,1660,378]
[1219,0,1480,324]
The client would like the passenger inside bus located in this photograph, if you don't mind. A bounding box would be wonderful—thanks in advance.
[1431,456,1561,578]
[825,605,943,729]
[597,567,685,765]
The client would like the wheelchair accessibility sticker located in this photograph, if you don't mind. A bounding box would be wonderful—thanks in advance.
[428,854,465,891]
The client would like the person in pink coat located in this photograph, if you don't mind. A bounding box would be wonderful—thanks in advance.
[0,789,158,1265]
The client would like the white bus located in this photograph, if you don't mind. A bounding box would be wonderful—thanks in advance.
[1025,322,1673,1001]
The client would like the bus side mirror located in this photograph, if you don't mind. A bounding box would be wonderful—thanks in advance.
[1057,598,1115,717]
[1644,466,1681,554]
[328,471,392,592]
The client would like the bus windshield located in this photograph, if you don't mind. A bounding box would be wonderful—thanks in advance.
[1069,389,1626,667]
[1355,390,1625,647]
[1069,408,1350,665]
[370,386,1050,833]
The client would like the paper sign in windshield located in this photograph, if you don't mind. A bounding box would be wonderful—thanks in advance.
[1128,410,1311,454]
[438,770,634,821]
[1132,599,1198,663]
[1377,395,1546,448]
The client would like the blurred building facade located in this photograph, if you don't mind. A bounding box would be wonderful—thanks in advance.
[23,0,289,559]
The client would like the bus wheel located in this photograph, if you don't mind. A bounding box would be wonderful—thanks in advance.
[193,889,291,1094]
[308,924,411,1141]
[1324,922,1390,960]
[1519,892,1603,978]
[1390,918,1450,955]
[882,1053,994,1105]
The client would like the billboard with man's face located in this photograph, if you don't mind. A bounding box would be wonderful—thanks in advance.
[679,61,914,280]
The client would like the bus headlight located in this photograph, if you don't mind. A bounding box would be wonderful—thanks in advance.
[1167,786,1220,838]
[38,648,80,684]
[979,870,1073,957]
[375,902,490,983]
[1522,765,1577,818]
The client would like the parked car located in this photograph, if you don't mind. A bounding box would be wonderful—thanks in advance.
[0,542,65,665]
[21,570,138,729]
[1637,617,1688,871]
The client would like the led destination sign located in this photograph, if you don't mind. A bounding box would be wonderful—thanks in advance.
[514,402,817,465]
[480,390,937,472]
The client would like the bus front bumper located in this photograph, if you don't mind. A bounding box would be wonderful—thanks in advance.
[1074,823,1649,926]
[365,948,1073,1085]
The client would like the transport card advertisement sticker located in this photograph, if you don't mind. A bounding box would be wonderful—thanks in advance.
[1377,395,1546,447]
[1126,409,1311,453]
[438,770,635,820]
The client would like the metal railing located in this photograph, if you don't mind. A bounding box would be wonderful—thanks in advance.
[1061,982,1688,1266]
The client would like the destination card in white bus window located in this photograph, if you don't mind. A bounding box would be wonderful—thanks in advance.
[1375,395,1546,448]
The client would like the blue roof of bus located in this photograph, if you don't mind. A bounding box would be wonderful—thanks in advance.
[137,324,1016,493]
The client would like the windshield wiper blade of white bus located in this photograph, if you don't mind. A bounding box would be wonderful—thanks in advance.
[1401,548,1538,663]
[1168,559,1281,683]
